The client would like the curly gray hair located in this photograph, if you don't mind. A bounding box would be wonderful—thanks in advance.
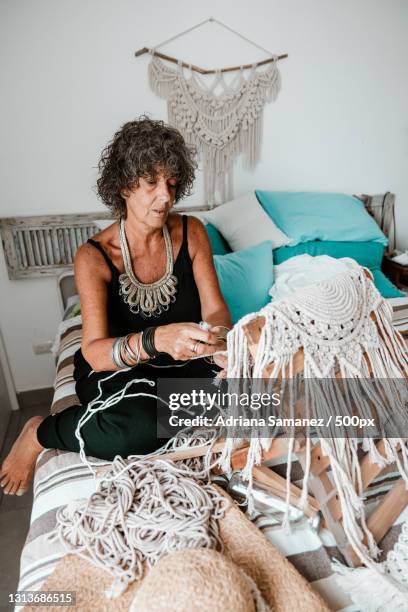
[96,116,197,217]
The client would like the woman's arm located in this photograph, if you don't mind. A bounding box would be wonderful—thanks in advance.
[188,216,232,331]
[74,243,148,372]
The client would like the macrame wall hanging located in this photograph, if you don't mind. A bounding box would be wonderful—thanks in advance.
[136,18,287,206]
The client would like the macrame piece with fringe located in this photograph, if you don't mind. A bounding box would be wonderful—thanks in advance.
[219,266,408,598]
[148,53,281,205]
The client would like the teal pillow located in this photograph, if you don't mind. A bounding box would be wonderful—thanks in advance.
[274,241,384,268]
[370,270,404,298]
[273,240,403,298]
[205,223,231,255]
[256,191,388,246]
[214,241,273,324]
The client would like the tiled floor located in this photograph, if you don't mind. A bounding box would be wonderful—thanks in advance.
[0,390,52,612]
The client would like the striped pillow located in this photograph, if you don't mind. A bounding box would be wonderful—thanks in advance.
[51,314,82,414]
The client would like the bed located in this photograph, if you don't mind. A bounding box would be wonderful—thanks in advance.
[9,191,408,611]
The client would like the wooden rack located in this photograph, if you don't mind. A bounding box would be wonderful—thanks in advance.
[241,311,408,567]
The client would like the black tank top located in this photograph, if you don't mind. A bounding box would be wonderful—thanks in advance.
[74,215,203,374]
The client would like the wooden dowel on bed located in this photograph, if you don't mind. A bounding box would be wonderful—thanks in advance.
[231,437,304,470]
[149,439,230,462]
[95,440,248,478]
[347,477,408,567]
[252,465,320,517]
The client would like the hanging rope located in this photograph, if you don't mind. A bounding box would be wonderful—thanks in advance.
[151,17,276,57]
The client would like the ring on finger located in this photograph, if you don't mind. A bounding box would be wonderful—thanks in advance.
[191,341,199,354]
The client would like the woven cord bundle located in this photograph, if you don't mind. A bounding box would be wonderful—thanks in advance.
[50,455,228,598]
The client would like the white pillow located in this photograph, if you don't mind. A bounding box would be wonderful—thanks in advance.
[202,193,290,251]
[183,210,210,224]
[93,219,115,231]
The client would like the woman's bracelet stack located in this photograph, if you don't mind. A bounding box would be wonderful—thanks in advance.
[111,333,143,368]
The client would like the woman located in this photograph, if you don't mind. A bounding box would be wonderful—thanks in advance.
[0,117,231,496]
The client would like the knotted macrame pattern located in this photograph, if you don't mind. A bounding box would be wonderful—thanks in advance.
[148,54,281,205]
[221,267,408,580]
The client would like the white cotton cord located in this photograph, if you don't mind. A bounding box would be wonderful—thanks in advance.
[282,436,295,533]
[127,429,223,483]
[74,369,160,475]
[321,438,382,565]
[210,17,277,58]
[151,18,212,51]
[242,438,262,482]
[334,521,408,610]
[299,434,311,511]
[75,368,130,473]
[241,568,272,612]
[217,437,236,476]
[74,362,225,477]
[51,455,229,597]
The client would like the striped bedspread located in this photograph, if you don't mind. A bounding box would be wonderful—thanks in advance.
[17,309,408,611]
[18,443,408,612]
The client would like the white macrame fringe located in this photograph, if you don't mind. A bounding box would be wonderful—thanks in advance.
[222,267,408,576]
[333,521,408,611]
[148,55,281,205]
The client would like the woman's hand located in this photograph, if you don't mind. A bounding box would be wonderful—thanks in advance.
[155,323,226,361]
[212,352,228,370]
[208,325,229,375]
[212,352,228,379]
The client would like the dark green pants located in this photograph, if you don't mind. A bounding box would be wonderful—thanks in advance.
[37,359,219,460]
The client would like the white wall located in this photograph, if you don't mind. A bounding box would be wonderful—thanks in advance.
[0,0,407,391]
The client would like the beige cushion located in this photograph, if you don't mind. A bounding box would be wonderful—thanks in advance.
[202,193,290,251]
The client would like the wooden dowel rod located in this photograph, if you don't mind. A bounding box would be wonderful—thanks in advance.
[359,440,401,492]
[310,443,331,476]
[252,465,320,517]
[231,437,302,470]
[207,54,288,74]
[347,477,408,567]
[135,46,149,57]
[365,478,408,544]
[95,440,245,478]
[135,49,208,74]
[150,439,228,462]
[134,47,288,74]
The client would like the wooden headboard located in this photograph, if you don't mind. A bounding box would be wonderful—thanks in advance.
[0,203,208,280]
[0,193,395,280]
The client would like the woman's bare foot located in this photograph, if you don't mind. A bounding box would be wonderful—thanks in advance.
[0,416,45,495]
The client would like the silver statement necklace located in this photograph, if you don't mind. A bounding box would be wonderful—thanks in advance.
[118,217,178,318]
